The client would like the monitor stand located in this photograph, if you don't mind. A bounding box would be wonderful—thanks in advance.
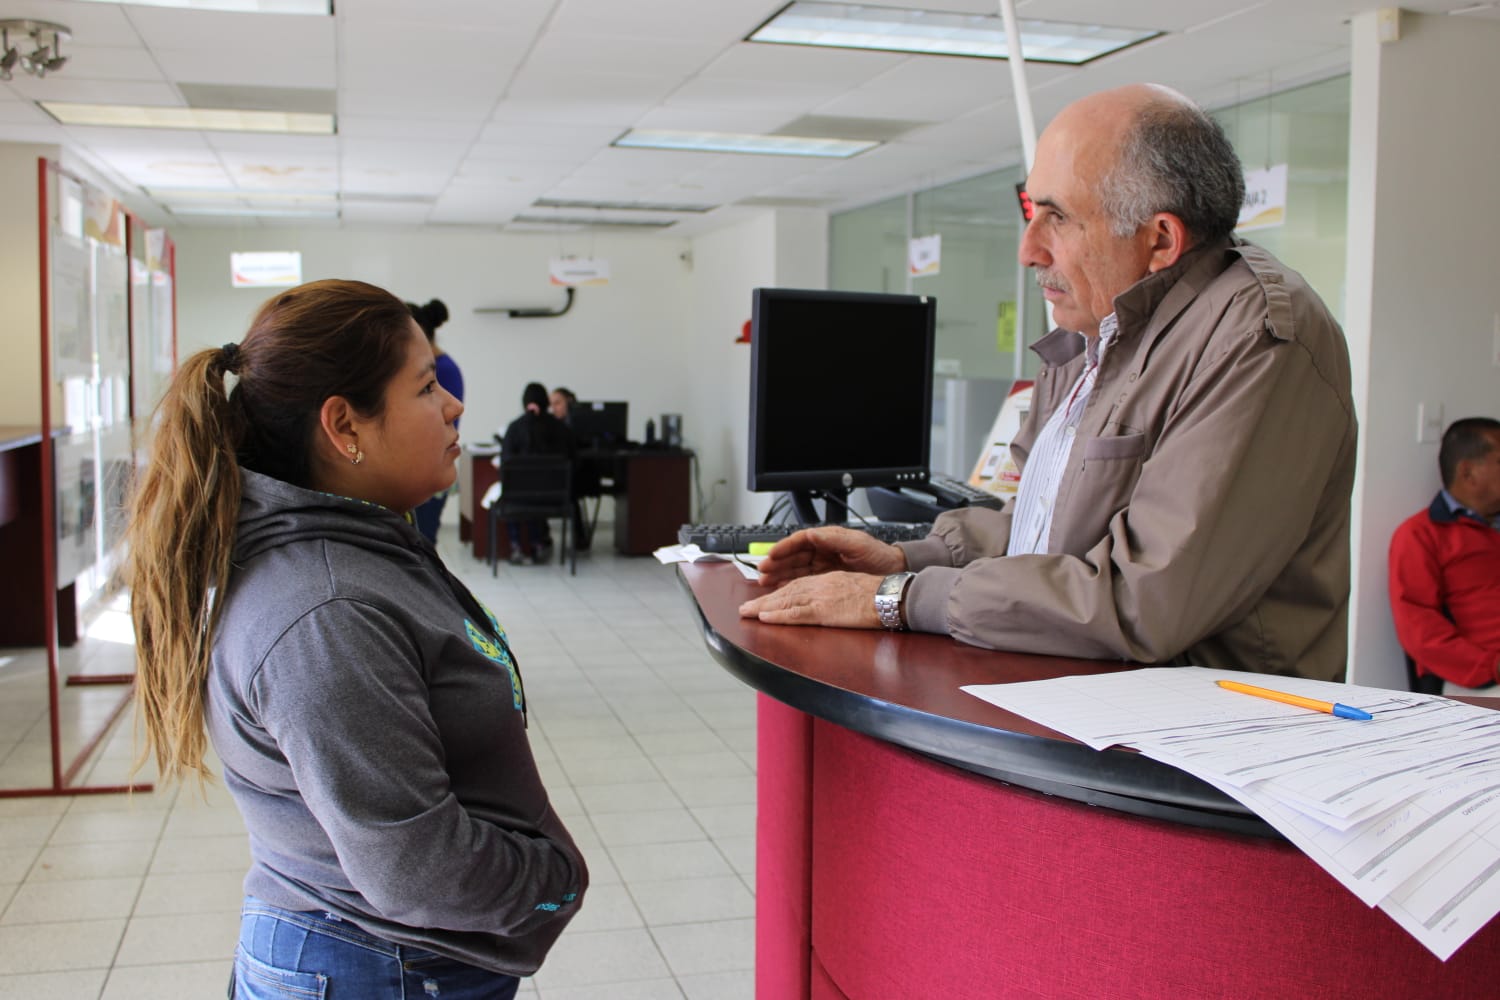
[790,488,850,527]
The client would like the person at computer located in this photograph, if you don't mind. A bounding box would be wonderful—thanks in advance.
[739,82,1357,682]
[1388,417,1500,692]
[549,386,576,425]
[501,382,575,565]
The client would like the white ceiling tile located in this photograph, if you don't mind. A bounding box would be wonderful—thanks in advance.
[47,45,165,83]
[152,46,335,89]
[475,121,624,148]
[522,30,724,78]
[341,0,554,29]
[25,0,1394,232]
[665,76,841,114]
[339,89,496,119]
[0,123,65,144]
[339,201,433,225]
[549,0,772,42]
[701,41,905,86]
[628,106,791,134]
[337,116,483,141]
[124,8,335,51]
[507,70,680,105]
[9,79,182,106]
[204,132,337,155]
[815,56,1013,123]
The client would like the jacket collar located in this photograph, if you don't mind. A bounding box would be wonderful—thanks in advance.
[1429,489,1500,528]
[1029,235,1252,368]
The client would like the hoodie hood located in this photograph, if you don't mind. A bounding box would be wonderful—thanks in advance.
[235,467,427,565]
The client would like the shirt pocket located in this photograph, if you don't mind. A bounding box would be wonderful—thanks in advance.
[1082,433,1146,462]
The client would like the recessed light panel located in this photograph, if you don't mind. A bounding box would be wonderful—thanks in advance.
[614,129,876,158]
[70,1,330,14]
[749,2,1159,65]
[42,102,334,134]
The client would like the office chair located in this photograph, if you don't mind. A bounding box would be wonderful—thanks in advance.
[1403,653,1445,695]
[489,455,576,576]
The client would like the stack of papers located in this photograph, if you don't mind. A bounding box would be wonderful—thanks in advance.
[964,666,1500,960]
[654,544,763,580]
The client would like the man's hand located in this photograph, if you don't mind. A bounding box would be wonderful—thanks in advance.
[738,571,885,629]
[754,526,907,588]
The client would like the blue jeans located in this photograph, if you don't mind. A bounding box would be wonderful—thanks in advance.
[231,897,520,1000]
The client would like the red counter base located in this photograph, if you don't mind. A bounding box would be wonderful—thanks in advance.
[757,695,1497,1000]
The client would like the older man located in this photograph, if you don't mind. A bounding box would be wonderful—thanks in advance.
[740,83,1357,681]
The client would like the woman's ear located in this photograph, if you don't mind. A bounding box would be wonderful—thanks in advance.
[317,396,360,463]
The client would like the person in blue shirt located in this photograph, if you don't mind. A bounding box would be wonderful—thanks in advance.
[408,299,464,544]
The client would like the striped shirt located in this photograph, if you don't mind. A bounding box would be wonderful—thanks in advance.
[1007,314,1118,556]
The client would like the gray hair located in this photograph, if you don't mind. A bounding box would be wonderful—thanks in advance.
[1098,100,1245,244]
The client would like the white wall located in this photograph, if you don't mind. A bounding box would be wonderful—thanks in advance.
[0,144,58,427]
[687,208,828,525]
[1344,11,1500,686]
[172,226,695,454]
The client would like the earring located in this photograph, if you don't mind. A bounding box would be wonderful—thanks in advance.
[347,443,363,466]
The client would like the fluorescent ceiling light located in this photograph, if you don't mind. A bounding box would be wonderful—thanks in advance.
[749,2,1159,65]
[70,1,330,14]
[533,198,715,214]
[614,128,875,158]
[42,102,334,134]
[512,214,676,229]
[169,204,338,219]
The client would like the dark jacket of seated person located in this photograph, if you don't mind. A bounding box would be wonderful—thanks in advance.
[502,385,576,461]
[1388,418,1500,690]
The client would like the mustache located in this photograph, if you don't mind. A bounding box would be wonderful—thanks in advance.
[1035,268,1069,293]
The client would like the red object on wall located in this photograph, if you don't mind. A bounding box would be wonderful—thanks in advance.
[736,319,751,344]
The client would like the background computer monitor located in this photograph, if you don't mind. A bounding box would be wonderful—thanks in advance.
[747,287,935,524]
[571,400,629,449]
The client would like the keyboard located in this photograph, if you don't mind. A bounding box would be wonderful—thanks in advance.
[678,521,932,553]
[924,475,1006,510]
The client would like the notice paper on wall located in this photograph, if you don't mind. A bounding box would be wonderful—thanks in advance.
[963,666,1500,961]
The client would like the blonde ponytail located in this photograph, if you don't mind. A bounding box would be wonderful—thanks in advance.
[129,348,243,783]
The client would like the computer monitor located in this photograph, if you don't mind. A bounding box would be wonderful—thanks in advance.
[571,400,629,449]
[747,287,936,524]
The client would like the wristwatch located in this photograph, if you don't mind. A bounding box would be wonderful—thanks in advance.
[874,572,917,631]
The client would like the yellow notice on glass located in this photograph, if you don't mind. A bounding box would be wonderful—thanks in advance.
[996,301,1016,354]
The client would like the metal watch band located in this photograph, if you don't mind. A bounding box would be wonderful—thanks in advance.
[875,571,916,631]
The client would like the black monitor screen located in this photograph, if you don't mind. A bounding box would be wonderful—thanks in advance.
[571,400,629,448]
[748,287,934,496]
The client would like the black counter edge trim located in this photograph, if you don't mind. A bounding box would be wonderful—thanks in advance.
[678,570,1276,838]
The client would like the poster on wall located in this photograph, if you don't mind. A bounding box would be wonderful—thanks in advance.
[95,245,131,394]
[54,432,98,586]
[50,232,93,379]
[231,251,302,288]
[549,256,610,286]
[1238,164,1288,232]
[908,234,941,277]
[968,381,1034,498]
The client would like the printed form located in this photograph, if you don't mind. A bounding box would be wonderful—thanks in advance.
[963,666,1500,961]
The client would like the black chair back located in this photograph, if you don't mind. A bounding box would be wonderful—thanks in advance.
[495,455,576,574]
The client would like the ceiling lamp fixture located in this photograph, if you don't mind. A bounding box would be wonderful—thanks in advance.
[0,19,70,81]
[748,3,1159,65]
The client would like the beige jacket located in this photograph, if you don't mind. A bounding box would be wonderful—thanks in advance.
[898,238,1356,680]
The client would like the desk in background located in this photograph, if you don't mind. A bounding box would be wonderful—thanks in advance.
[0,427,76,647]
[462,446,691,560]
[678,562,1500,999]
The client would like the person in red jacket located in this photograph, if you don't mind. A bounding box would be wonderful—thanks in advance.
[1389,417,1500,691]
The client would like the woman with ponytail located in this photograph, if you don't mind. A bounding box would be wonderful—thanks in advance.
[129,279,584,999]
[407,297,464,544]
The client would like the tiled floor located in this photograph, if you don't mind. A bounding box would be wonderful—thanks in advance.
[0,524,756,999]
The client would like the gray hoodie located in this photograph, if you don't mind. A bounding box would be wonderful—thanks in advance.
[206,469,585,975]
